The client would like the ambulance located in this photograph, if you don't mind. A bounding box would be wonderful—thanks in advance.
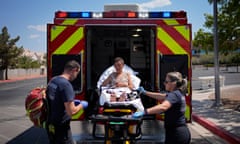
[47,4,192,142]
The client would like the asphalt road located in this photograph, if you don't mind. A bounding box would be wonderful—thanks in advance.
[192,66,240,89]
[0,69,237,144]
[0,78,47,144]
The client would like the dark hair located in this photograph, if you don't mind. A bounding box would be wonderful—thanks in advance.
[167,72,188,94]
[64,60,80,71]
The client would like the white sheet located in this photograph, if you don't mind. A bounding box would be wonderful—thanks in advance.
[99,87,144,112]
[98,65,144,112]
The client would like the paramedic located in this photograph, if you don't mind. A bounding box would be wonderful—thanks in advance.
[133,72,191,144]
[101,57,134,90]
[46,60,88,144]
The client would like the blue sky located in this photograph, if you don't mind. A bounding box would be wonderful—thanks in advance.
[0,0,212,53]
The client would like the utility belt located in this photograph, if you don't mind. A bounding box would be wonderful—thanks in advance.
[47,120,70,134]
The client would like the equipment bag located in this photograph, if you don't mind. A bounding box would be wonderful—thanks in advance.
[25,87,48,128]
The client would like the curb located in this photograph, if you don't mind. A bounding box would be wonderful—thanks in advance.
[0,75,46,83]
[192,113,240,144]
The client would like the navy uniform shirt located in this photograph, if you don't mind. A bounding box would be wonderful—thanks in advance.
[164,90,186,128]
[47,76,75,125]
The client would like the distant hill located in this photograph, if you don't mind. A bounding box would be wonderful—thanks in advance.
[22,49,46,62]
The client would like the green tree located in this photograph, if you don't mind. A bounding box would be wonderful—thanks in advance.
[17,55,42,69]
[0,26,23,80]
[17,56,33,69]
[193,29,213,54]
[194,0,240,56]
[208,0,240,54]
[30,60,41,68]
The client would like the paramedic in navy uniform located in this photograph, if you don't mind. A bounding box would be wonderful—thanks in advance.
[46,60,88,144]
[133,72,191,144]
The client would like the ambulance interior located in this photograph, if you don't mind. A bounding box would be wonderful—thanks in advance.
[87,25,188,90]
[87,26,155,90]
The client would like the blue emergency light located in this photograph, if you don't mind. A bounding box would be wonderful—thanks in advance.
[81,12,91,18]
[148,12,161,18]
[148,12,172,18]
[67,12,81,18]
[163,12,171,18]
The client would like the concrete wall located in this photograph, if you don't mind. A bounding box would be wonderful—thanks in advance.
[0,68,46,80]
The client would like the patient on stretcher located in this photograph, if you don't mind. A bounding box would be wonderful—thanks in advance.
[98,57,144,111]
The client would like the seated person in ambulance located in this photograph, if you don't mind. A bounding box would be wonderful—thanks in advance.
[98,57,144,111]
[102,57,133,89]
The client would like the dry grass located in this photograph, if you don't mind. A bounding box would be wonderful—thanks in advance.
[208,86,240,111]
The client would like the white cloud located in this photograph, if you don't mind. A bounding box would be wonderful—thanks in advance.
[138,0,172,11]
[29,34,40,39]
[27,24,46,32]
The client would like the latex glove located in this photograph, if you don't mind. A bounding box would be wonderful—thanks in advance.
[80,100,88,109]
[137,86,146,95]
[132,111,145,118]
[74,100,88,109]
[74,100,81,106]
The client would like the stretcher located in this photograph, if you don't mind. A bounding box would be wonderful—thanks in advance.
[90,65,144,143]
[90,100,143,144]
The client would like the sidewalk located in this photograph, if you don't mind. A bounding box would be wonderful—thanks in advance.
[192,85,240,144]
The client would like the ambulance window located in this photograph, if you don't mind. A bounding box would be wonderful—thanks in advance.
[51,54,82,94]
[159,54,188,91]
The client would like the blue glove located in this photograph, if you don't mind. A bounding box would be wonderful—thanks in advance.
[74,100,81,106]
[74,100,88,109]
[137,86,146,95]
[132,111,145,118]
[80,100,88,109]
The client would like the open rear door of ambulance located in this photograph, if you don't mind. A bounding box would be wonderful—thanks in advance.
[47,24,86,120]
[155,24,192,122]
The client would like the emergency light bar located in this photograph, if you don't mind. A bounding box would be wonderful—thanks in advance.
[55,11,186,19]
[56,11,92,18]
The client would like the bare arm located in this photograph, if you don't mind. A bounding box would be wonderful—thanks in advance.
[145,91,167,100]
[101,75,111,87]
[127,73,134,90]
[145,100,171,114]
[64,101,83,116]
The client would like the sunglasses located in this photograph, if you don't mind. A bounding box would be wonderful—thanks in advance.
[164,80,172,84]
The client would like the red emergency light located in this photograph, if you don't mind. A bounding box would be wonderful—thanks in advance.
[172,11,186,18]
[128,12,136,18]
[56,11,67,18]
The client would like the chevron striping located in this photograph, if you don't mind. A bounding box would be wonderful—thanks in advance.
[53,27,83,54]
